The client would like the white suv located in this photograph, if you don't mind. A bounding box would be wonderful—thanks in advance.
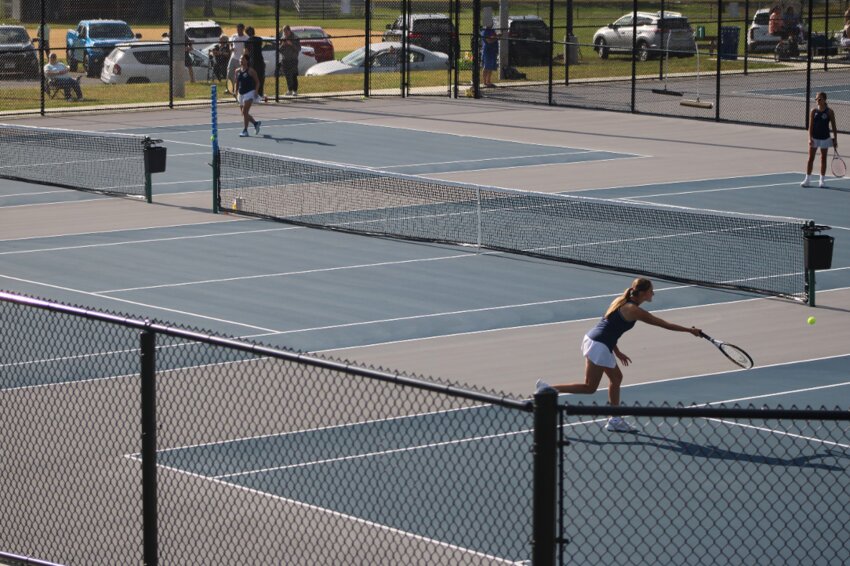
[593,11,695,61]
[184,20,223,51]
[100,41,210,84]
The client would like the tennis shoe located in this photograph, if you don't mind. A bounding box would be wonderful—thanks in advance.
[254,121,262,135]
[800,180,810,187]
[819,179,826,188]
[239,130,249,137]
[285,91,292,96]
[606,417,637,433]
[535,379,558,395]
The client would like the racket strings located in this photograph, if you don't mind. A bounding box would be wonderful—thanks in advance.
[831,154,846,178]
[721,343,754,369]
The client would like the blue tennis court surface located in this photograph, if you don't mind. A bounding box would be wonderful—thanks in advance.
[749,84,850,102]
[141,355,849,563]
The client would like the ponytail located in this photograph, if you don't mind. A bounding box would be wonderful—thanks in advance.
[604,278,652,318]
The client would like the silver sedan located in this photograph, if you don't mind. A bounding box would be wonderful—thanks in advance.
[305,42,448,76]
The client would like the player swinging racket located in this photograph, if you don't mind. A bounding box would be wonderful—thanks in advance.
[801,92,838,188]
[537,278,701,433]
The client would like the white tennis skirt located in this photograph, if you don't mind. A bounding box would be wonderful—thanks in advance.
[237,90,257,106]
[811,137,832,149]
[581,335,617,368]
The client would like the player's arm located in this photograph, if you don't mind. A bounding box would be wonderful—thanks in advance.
[830,108,838,147]
[612,345,631,366]
[624,304,701,335]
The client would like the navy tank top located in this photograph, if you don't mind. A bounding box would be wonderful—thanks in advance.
[236,68,255,95]
[812,107,831,140]
[586,301,637,350]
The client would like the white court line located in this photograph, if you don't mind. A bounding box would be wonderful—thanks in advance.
[0,225,296,255]
[377,150,601,169]
[0,219,242,244]
[560,171,801,194]
[0,273,279,333]
[0,189,69,198]
[619,180,794,199]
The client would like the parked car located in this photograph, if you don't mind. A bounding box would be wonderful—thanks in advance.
[0,25,39,78]
[593,11,695,61]
[67,20,138,77]
[185,20,223,52]
[382,14,458,56]
[289,26,334,63]
[100,41,210,84]
[506,15,550,66]
[305,42,448,75]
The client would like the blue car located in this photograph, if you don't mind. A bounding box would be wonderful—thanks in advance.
[67,20,137,77]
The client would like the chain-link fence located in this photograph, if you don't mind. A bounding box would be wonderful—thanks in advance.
[558,403,850,565]
[0,291,538,565]
[3,0,847,132]
[1,291,848,564]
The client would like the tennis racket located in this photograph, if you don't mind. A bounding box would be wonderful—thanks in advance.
[832,149,846,178]
[699,332,754,369]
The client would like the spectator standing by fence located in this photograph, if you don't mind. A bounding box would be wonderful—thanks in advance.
[480,24,498,88]
[279,25,301,96]
[227,23,248,95]
[245,26,266,101]
[211,35,230,82]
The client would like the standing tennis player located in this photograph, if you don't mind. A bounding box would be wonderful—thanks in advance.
[802,91,838,188]
[234,54,261,138]
[537,278,701,432]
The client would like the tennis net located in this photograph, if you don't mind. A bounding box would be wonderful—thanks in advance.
[215,148,811,301]
[0,123,153,199]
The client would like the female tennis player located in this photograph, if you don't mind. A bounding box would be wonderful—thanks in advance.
[801,91,838,188]
[234,54,261,138]
[537,278,701,432]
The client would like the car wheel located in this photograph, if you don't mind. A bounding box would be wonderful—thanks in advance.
[595,38,609,59]
[637,42,650,62]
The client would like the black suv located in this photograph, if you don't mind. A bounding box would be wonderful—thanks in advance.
[507,16,550,66]
[0,25,39,78]
[383,14,458,56]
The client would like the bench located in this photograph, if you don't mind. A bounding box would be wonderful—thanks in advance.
[696,36,718,56]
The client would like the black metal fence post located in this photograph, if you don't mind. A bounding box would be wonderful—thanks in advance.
[532,389,558,565]
[39,0,45,116]
[630,0,637,112]
[714,0,722,121]
[364,0,371,96]
[805,0,814,127]
[472,0,480,98]
[141,329,158,566]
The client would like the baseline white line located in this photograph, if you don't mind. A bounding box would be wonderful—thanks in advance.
[0,225,297,255]
[98,252,473,293]
[378,150,600,169]
[620,180,794,199]
[559,171,801,194]
[0,274,279,333]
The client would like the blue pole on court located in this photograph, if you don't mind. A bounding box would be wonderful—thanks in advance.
[211,84,220,214]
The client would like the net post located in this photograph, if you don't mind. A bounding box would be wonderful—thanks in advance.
[211,85,220,213]
[807,269,816,307]
[475,186,482,253]
[532,388,558,566]
[143,139,153,204]
[140,328,158,566]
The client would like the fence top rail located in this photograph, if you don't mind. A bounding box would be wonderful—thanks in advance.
[0,290,531,412]
[563,403,850,421]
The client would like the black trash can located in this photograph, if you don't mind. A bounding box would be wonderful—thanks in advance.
[719,26,739,60]
[144,146,167,174]
[804,234,834,270]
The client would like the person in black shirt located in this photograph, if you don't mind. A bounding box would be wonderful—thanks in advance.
[245,26,266,100]
[279,25,301,96]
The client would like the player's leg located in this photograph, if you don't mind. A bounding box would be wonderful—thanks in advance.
[803,144,817,186]
[602,364,624,406]
[546,358,605,395]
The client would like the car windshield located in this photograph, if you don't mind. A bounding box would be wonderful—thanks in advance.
[187,26,222,39]
[512,21,548,38]
[413,20,453,33]
[341,46,368,66]
[660,17,689,29]
[294,29,327,40]
[754,12,770,25]
[0,28,30,43]
[89,23,135,40]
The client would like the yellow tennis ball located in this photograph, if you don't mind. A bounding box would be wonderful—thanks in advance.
[807,316,816,325]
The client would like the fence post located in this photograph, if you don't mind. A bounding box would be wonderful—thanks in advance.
[141,329,158,566]
[532,388,558,565]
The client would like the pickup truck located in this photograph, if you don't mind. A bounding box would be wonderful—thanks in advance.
[67,20,137,77]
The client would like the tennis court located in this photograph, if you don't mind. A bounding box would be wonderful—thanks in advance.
[1,96,848,564]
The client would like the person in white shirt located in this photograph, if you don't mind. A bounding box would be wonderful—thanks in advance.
[227,23,248,94]
[43,52,82,101]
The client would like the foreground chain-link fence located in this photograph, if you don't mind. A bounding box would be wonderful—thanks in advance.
[2,0,848,132]
[557,403,850,565]
[1,290,848,565]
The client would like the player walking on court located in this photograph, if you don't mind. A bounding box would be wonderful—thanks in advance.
[235,54,261,138]
[802,92,838,188]
[537,278,702,432]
